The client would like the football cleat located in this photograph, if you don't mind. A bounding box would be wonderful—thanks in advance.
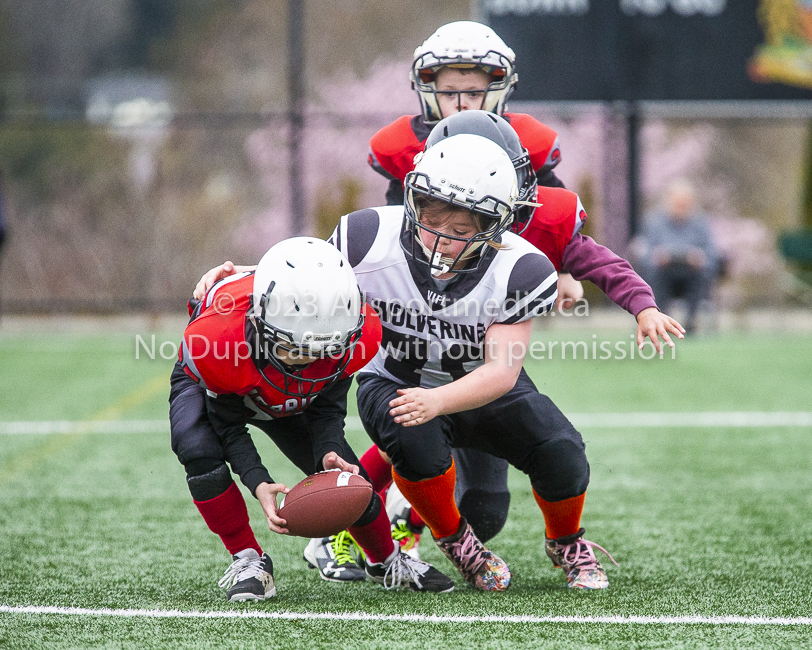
[391,519,422,560]
[544,528,618,590]
[303,531,367,582]
[435,517,511,591]
[386,483,422,559]
[365,548,454,592]
[218,548,276,601]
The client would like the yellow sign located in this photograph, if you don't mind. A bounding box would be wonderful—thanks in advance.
[749,0,812,89]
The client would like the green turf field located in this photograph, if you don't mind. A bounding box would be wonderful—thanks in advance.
[1,324,811,649]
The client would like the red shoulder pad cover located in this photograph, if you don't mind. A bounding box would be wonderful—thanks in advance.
[368,116,426,183]
[182,275,256,395]
[343,303,382,377]
[506,112,561,172]
[521,187,582,272]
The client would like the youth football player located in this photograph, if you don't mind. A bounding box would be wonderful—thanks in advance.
[354,22,585,569]
[339,132,609,590]
[369,21,564,202]
[170,237,454,600]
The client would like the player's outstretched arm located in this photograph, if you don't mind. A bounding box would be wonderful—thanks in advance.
[556,273,584,311]
[255,481,291,534]
[193,261,256,300]
[636,307,685,354]
[322,451,360,476]
[388,319,533,427]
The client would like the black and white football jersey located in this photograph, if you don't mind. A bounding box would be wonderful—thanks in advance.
[330,206,558,388]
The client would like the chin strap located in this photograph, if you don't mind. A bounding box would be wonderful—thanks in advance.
[418,237,486,277]
[514,200,543,209]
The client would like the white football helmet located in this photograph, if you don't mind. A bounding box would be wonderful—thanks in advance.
[411,21,518,124]
[251,237,363,397]
[402,133,519,276]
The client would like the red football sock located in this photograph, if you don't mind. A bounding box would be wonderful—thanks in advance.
[409,507,426,530]
[532,489,585,540]
[392,462,460,539]
[194,481,261,556]
[348,505,395,565]
[360,445,393,494]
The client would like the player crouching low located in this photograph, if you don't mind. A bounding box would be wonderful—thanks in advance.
[332,133,617,591]
[169,238,454,600]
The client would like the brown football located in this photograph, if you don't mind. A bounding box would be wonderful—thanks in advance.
[277,470,373,537]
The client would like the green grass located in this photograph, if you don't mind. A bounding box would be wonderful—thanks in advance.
[1,325,811,648]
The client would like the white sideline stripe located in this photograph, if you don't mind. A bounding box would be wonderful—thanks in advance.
[2,412,812,435]
[0,605,810,626]
[568,412,812,428]
[0,420,169,435]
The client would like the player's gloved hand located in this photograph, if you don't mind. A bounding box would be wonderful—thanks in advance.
[636,307,685,355]
[193,261,255,301]
[322,452,359,475]
[389,387,442,427]
[255,481,290,535]
[555,272,584,312]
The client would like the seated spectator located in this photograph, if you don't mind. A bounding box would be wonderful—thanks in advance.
[638,179,719,333]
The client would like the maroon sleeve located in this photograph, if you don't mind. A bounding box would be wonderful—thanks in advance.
[562,234,658,317]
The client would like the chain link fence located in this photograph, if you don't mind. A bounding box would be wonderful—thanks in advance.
[0,106,807,314]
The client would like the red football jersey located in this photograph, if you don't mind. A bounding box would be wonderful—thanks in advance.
[368,113,561,185]
[521,186,587,272]
[179,273,382,419]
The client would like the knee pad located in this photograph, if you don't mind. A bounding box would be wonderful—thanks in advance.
[458,489,510,543]
[351,491,382,528]
[529,438,590,502]
[185,461,232,502]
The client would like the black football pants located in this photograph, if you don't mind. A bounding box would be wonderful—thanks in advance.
[356,368,590,520]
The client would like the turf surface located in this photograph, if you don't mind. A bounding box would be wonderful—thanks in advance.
[0,324,810,648]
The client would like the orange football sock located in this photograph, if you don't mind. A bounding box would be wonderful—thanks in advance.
[532,490,585,540]
[392,462,460,539]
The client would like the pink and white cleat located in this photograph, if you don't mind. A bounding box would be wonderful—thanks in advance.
[435,517,511,591]
[545,528,618,589]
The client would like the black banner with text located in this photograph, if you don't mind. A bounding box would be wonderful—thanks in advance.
[484,0,812,101]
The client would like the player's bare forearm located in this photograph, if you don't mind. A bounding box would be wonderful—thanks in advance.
[388,320,532,426]
[555,273,584,311]
[392,364,517,423]
[636,306,685,354]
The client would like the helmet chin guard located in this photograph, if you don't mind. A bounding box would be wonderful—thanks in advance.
[251,237,364,397]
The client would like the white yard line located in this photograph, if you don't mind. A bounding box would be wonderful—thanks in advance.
[0,420,169,434]
[568,412,812,428]
[0,605,810,626]
[2,412,812,435]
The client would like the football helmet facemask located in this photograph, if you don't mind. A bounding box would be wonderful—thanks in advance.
[250,237,364,397]
[402,133,519,277]
[411,21,518,124]
[425,110,538,234]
